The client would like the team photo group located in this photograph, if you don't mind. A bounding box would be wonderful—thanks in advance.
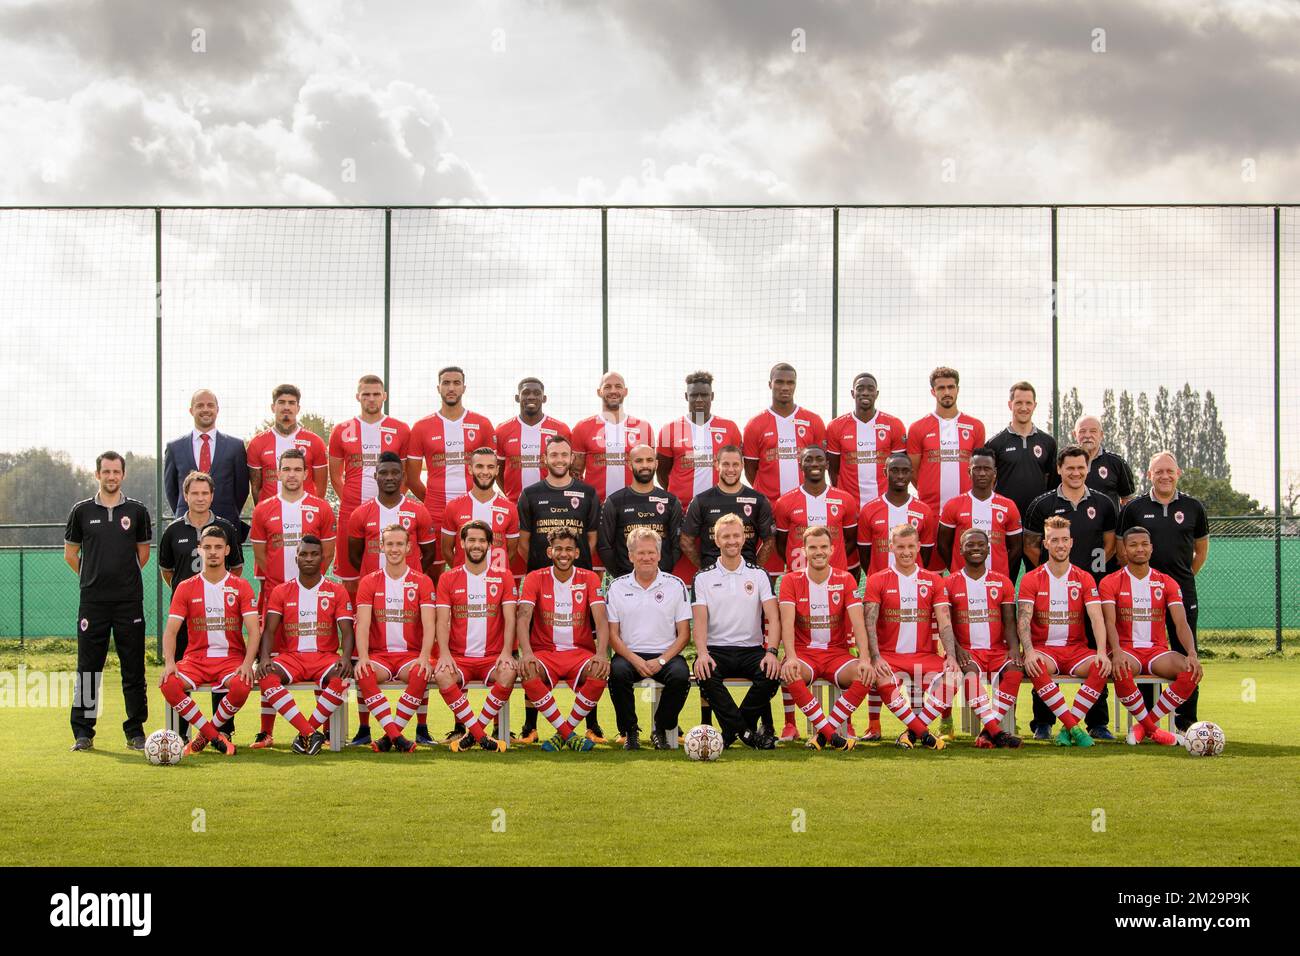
[64,362,1217,762]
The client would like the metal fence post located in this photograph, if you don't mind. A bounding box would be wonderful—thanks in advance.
[18,548,24,647]
[601,207,609,373]
[1274,206,1283,653]
[831,207,839,418]
[383,207,392,413]
[154,207,164,657]
[1050,206,1059,439]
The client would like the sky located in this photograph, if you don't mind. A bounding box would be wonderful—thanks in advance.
[0,0,1296,504]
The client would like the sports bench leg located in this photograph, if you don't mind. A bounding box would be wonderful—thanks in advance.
[329,686,348,752]
[500,696,510,750]
[165,703,180,736]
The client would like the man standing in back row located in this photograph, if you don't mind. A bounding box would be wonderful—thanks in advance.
[908,366,985,521]
[827,371,908,511]
[406,366,495,552]
[989,381,1057,579]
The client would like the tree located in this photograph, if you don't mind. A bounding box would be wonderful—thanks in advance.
[121,453,158,517]
[1151,386,1174,454]
[0,448,95,546]
[1198,390,1230,481]
[1177,468,1263,516]
[1101,389,1117,453]
[1170,383,1200,472]
[1049,387,1083,443]
[1116,389,1137,469]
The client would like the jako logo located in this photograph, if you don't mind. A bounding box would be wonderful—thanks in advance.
[49,886,151,936]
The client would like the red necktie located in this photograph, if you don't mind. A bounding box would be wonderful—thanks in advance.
[199,433,212,473]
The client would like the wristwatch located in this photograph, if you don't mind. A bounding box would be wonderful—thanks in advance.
[763,646,779,656]
[657,657,667,667]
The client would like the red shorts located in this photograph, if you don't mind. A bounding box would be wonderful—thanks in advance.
[797,646,860,684]
[963,647,1011,675]
[534,647,596,688]
[1119,644,1177,675]
[879,651,946,683]
[272,650,342,686]
[453,655,506,685]
[366,651,423,680]
[1036,644,1096,676]
[173,655,245,691]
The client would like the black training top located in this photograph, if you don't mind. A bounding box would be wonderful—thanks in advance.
[64,494,153,602]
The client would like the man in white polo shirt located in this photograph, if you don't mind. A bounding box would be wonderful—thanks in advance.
[606,527,692,750]
[692,514,780,750]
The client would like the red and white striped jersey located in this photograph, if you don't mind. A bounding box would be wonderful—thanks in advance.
[945,569,1015,652]
[1100,568,1183,650]
[571,414,654,501]
[356,567,435,655]
[346,496,435,577]
[1018,564,1100,649]
[328,416,410,513]
[656,415,743,507]
[939,491,1023,577]
[825,410,908,507]
[407,410,495,524]
[436,566,516,658]
[494,415,571,501]
[742,407,827,502]
[856,495,938,575]
[778,568,861,651]
[907,412,986,513]
[249,492,336,585]
[441,491,520,574]
[266,578,355,655]
[246,427,329,502]
[773,485,858,572]
[864,567,949,656]
[519,566,605,652]
[167,572,256,659]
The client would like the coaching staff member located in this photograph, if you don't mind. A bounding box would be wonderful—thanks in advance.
[989,381,1056,578]
[164,388,250,539]
[692,514,780,749]
[1022,444,1117,740]
[606,528,692,750]
[1117,451,1209,730]
[598,443,682,577]
[680,445,776,571]
[159,470,244,740]
[63,452,153,751]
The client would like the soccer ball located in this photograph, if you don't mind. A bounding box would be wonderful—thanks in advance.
[144,729,185,766]
[682,724,724,761]
[1182,721,1225,757]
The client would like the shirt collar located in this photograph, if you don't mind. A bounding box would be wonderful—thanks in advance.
[192,428,216,441]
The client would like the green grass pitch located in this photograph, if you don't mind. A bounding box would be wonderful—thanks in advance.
[2,643,1296,867]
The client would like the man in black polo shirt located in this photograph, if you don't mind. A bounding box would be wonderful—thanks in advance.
[989,381,1057,578]
[514,434,601,743]
[1117,451,1210,730]
[681,445,776,572]
[598,443,682,577]
[1022,444,1117,739]
[63,451,153,751]
[158,470,244,740]
[1074,414,1136,512]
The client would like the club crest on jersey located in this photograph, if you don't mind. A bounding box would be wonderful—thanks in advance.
[120,515,131,531]
[226,593,236,607]
[909,516,920,527]
[1033,445,1043,458]
[919,584,929,598]
[831,591,841,605]
[574,590,585,604]
[959,425,971,438]
[713,431,724,444]
[466,428,478,441]
[1153,585,1163,599]
[989,587,1000,600]
[656,502,665,514]
[654,591,664,603]
[400,516,411,528]
[1069,586,1080,601]
[797,426,807,438]
[321,597,330,610]
[878,428,889,442]
[79,618,88,632]
[830,504,839,517]
[744,580,755,595]
[489,584,498,597]
[1098,466,1109,479]
[384,434,393,445]
[1174,511,1185,524]
[405,586,417,601]
[569,495,582,509]
[743,504,752,516]
[1087,507,1096,519]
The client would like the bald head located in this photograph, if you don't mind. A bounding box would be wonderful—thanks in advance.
[189,389,218,429]
[598,371,628,412]
[629,442,657,487]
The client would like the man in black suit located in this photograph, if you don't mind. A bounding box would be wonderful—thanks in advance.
[164,389,250,539]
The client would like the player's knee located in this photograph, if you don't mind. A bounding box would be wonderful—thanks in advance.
[433,668,456,690]
[160,673,183,698]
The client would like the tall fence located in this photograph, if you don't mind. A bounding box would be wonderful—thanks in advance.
[0,205,1296,653]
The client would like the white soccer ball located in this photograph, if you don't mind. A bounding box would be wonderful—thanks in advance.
[1182,721,1225,757]
[682,724,724,761]
[144,729,185,766]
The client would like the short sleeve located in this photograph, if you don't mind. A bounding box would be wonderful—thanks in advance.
[655,423,674,460]
[605,590,622,623]
[1017,573,1037,603]
[891,418,908,452]
[742,416,762,460]
[585,574,605,606]
[778,573,797,604]
[266,582,286,617]
[929,576,949,606]
[317,503,337,541]
[516,493,534,533]
[864,571,884,605]
[756,573,774,602]
[1164,576,1184,606]
[249,505,267,543]
[1116,458,1136,498]
[674,583,692,623]
[1100,497,1118,533]
[519,572,540,606]
[159,525,176,570]
[419,575,436,607]
[238,578,257,616]
[1023,497,1045,535]
[435,573,453,607]
[1193,502,1209,538]
[1004,500,1022,535]
[63,505,82,544]
[1079,571,1101,604]
[1098,572,1118,604]
[682,497,703,538]
[328,424,345,459]
[755,494,776,538]
[906,425,923,457]
[825,420,843,458]
[938,497,959,529]
[417,507,438,545]
[134,507,152,542]
[167,585,187,619]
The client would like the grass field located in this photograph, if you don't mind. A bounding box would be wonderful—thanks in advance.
[2,642,1297,867]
